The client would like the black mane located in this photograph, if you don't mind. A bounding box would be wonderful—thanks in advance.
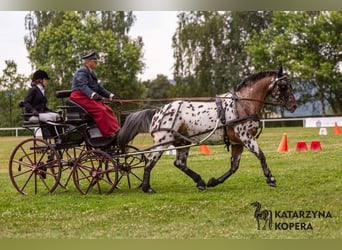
[234,70,277,92]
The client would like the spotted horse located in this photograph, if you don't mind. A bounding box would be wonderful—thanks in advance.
[116,67,298,193]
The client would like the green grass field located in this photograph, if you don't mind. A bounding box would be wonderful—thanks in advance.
[0,127,341,239]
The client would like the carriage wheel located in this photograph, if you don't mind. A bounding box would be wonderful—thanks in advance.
[57,145,88,189]
[114,145,146,189]
[72,149,118,195]
[9,138,62,195]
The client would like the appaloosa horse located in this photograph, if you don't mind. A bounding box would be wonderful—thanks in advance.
[117,67,297,193]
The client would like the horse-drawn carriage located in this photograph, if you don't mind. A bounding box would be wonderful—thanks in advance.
[9,90,146,195]
[8,67,298,195]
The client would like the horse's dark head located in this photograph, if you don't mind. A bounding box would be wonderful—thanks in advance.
[269,67,298,113]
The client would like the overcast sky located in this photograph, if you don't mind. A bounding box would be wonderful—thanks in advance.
[0,11,178,81]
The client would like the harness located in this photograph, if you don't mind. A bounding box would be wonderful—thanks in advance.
[215,96,231,150]
[215,94,263,151]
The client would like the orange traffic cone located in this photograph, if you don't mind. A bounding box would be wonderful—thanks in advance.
[334,122,342,135]
[199,145,211,155]
[277,133,288,153]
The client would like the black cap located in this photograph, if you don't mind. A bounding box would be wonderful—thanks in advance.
[32,70,50,81]
[81,51,97,61]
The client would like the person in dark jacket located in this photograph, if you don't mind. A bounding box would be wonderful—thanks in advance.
[70,51,120,138]
[23,70,59,122]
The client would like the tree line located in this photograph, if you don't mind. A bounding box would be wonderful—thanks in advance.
[1,11,341,128]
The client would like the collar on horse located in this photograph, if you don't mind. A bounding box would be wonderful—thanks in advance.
[216,96,262,151]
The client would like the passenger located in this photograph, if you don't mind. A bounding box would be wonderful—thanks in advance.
[23,69,60,122]
[70,51,120,138]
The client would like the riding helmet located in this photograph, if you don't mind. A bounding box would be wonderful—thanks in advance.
[32,70,50,81]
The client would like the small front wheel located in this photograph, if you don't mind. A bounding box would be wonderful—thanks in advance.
[72,150,118,195]
[114,145,146,189]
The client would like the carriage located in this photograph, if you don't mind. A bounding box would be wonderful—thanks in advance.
[9,90,146,195]
[8,67,298,195]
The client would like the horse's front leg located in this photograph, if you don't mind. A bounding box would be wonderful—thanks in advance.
[243,137,277,187]
[207,144,244,187]
[174,148,206,190]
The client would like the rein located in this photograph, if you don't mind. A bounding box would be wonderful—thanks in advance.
[106,95,280,107]
[107,75,287,107]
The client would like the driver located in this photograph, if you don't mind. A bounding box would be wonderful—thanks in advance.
[70,52,120,138]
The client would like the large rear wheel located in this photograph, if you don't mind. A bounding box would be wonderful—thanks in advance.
[9,138,62,195]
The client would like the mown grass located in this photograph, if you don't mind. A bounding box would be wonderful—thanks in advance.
[0,127,341,239]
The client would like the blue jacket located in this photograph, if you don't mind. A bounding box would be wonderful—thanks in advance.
[72,66,112,98]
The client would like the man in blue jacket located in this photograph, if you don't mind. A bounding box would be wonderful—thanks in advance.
[70,52,120,138]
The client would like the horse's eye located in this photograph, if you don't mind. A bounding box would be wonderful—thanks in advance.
[279,83,287,90]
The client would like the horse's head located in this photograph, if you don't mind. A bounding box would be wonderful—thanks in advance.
[269,67,298,113]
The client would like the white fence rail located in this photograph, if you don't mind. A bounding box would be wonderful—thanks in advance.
[0,127,26,137]
[1,116,341,137]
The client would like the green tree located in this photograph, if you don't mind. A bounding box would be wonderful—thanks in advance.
[246,11,342,115]
[0,60,28,127]
[142,74,172,106]
[24,11,145,111]
[145,74,171,99]
[172,11,272,97]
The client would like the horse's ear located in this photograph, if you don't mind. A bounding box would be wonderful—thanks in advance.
[277,66,283,77]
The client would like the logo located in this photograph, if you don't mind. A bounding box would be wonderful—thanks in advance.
[250,201,272,230]
[250,201,332,231]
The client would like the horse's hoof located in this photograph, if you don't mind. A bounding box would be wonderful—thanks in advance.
[196,180,206,191]
[207,177,219,187]
[147,188,156,193]
[145,188,156,193]
[196,184,206,191]
[142,186,156,193]
[267,177,277,187]
[268,182,277,187]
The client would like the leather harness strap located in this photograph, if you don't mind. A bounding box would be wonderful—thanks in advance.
[215,95,263,152]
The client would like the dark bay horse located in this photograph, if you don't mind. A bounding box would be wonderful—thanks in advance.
[117,67,298,193]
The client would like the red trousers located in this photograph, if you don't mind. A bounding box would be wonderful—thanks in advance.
[70,90,120,137]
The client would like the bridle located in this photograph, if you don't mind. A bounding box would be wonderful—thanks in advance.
[269,75,293,107]
[231,75,291,107]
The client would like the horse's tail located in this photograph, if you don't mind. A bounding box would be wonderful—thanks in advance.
[117,108,158,151]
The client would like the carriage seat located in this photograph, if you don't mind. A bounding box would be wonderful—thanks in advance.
[18,100,66,139]
[63,100,94,124]
[18,101,40,126]
[55,90,72,99]
[55,90,93,124]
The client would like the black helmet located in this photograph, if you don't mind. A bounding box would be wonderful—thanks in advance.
[32,70,50,81]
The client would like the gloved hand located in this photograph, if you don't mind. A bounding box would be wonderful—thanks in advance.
[32,110,39,116]
[111,95,120,100]
[92,93,103,101]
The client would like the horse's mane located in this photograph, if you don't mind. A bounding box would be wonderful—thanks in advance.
[233,70,277,92]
